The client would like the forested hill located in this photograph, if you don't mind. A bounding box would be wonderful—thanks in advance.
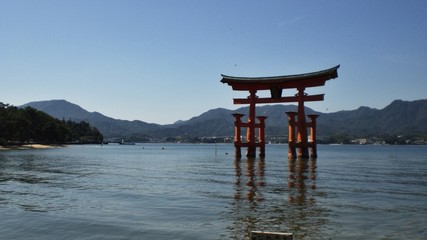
[0,102,103,145]
[21,99,427,142]
[21,100,162,139]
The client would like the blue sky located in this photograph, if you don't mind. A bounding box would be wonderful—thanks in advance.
[1,1,426,124]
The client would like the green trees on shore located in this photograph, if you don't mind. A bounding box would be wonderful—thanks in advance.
[0,102,103,145]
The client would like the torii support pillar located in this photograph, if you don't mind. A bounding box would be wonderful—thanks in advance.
[286,111,297,159]
[308,114,319,158]
[257,116,267,157]
[286,111,319,159]
[232,113,244,157]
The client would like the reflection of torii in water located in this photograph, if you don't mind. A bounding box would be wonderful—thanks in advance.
[230,156,266,239]
[233,156,265,203]
[221,65,340,158]
[288,158,317,205]
[230,155,323,239]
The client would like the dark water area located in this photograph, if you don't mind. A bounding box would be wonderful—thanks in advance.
[0,144,426,239]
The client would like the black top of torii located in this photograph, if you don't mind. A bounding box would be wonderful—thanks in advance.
[221,65,340,90]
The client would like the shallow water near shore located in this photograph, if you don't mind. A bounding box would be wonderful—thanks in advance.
[0,144,426,239]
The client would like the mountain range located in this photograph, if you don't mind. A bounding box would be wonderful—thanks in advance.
[21,99,427,140]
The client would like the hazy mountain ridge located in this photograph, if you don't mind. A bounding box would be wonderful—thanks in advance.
[21,100,163,138]
[316,99,427,136]
[20,99,427,140]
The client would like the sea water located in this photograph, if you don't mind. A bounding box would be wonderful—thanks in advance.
[0,144,426,239]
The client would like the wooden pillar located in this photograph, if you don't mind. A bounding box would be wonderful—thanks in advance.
[286,111,297,159]
[308,114,319,158]
[297,88,309,158]
[257,116,267,157]
[232,113,244,157]
[246,89,257,157]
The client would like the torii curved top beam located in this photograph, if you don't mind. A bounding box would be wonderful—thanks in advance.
[221,65,340,91]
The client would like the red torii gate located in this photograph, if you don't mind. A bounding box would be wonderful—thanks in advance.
[221,65,340,158]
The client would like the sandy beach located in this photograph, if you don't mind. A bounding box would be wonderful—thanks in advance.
[0,144,64,151]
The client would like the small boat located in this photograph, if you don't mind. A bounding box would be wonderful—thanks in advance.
[119,139,135,145]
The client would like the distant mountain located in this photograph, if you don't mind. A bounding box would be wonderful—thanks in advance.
[21,99,427,140]
[317,99,427,136]
[21,100,163,139]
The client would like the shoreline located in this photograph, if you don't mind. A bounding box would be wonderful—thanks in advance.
[0,144,65,151]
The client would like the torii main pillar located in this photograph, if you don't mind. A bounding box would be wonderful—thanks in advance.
[221,65,339,158]
[246,89,257,156]
[296,87,309,158]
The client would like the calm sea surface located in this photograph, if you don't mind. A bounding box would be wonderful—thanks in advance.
[0,144,426,239]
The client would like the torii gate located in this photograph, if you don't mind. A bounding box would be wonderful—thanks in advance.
[221,65,340,158]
